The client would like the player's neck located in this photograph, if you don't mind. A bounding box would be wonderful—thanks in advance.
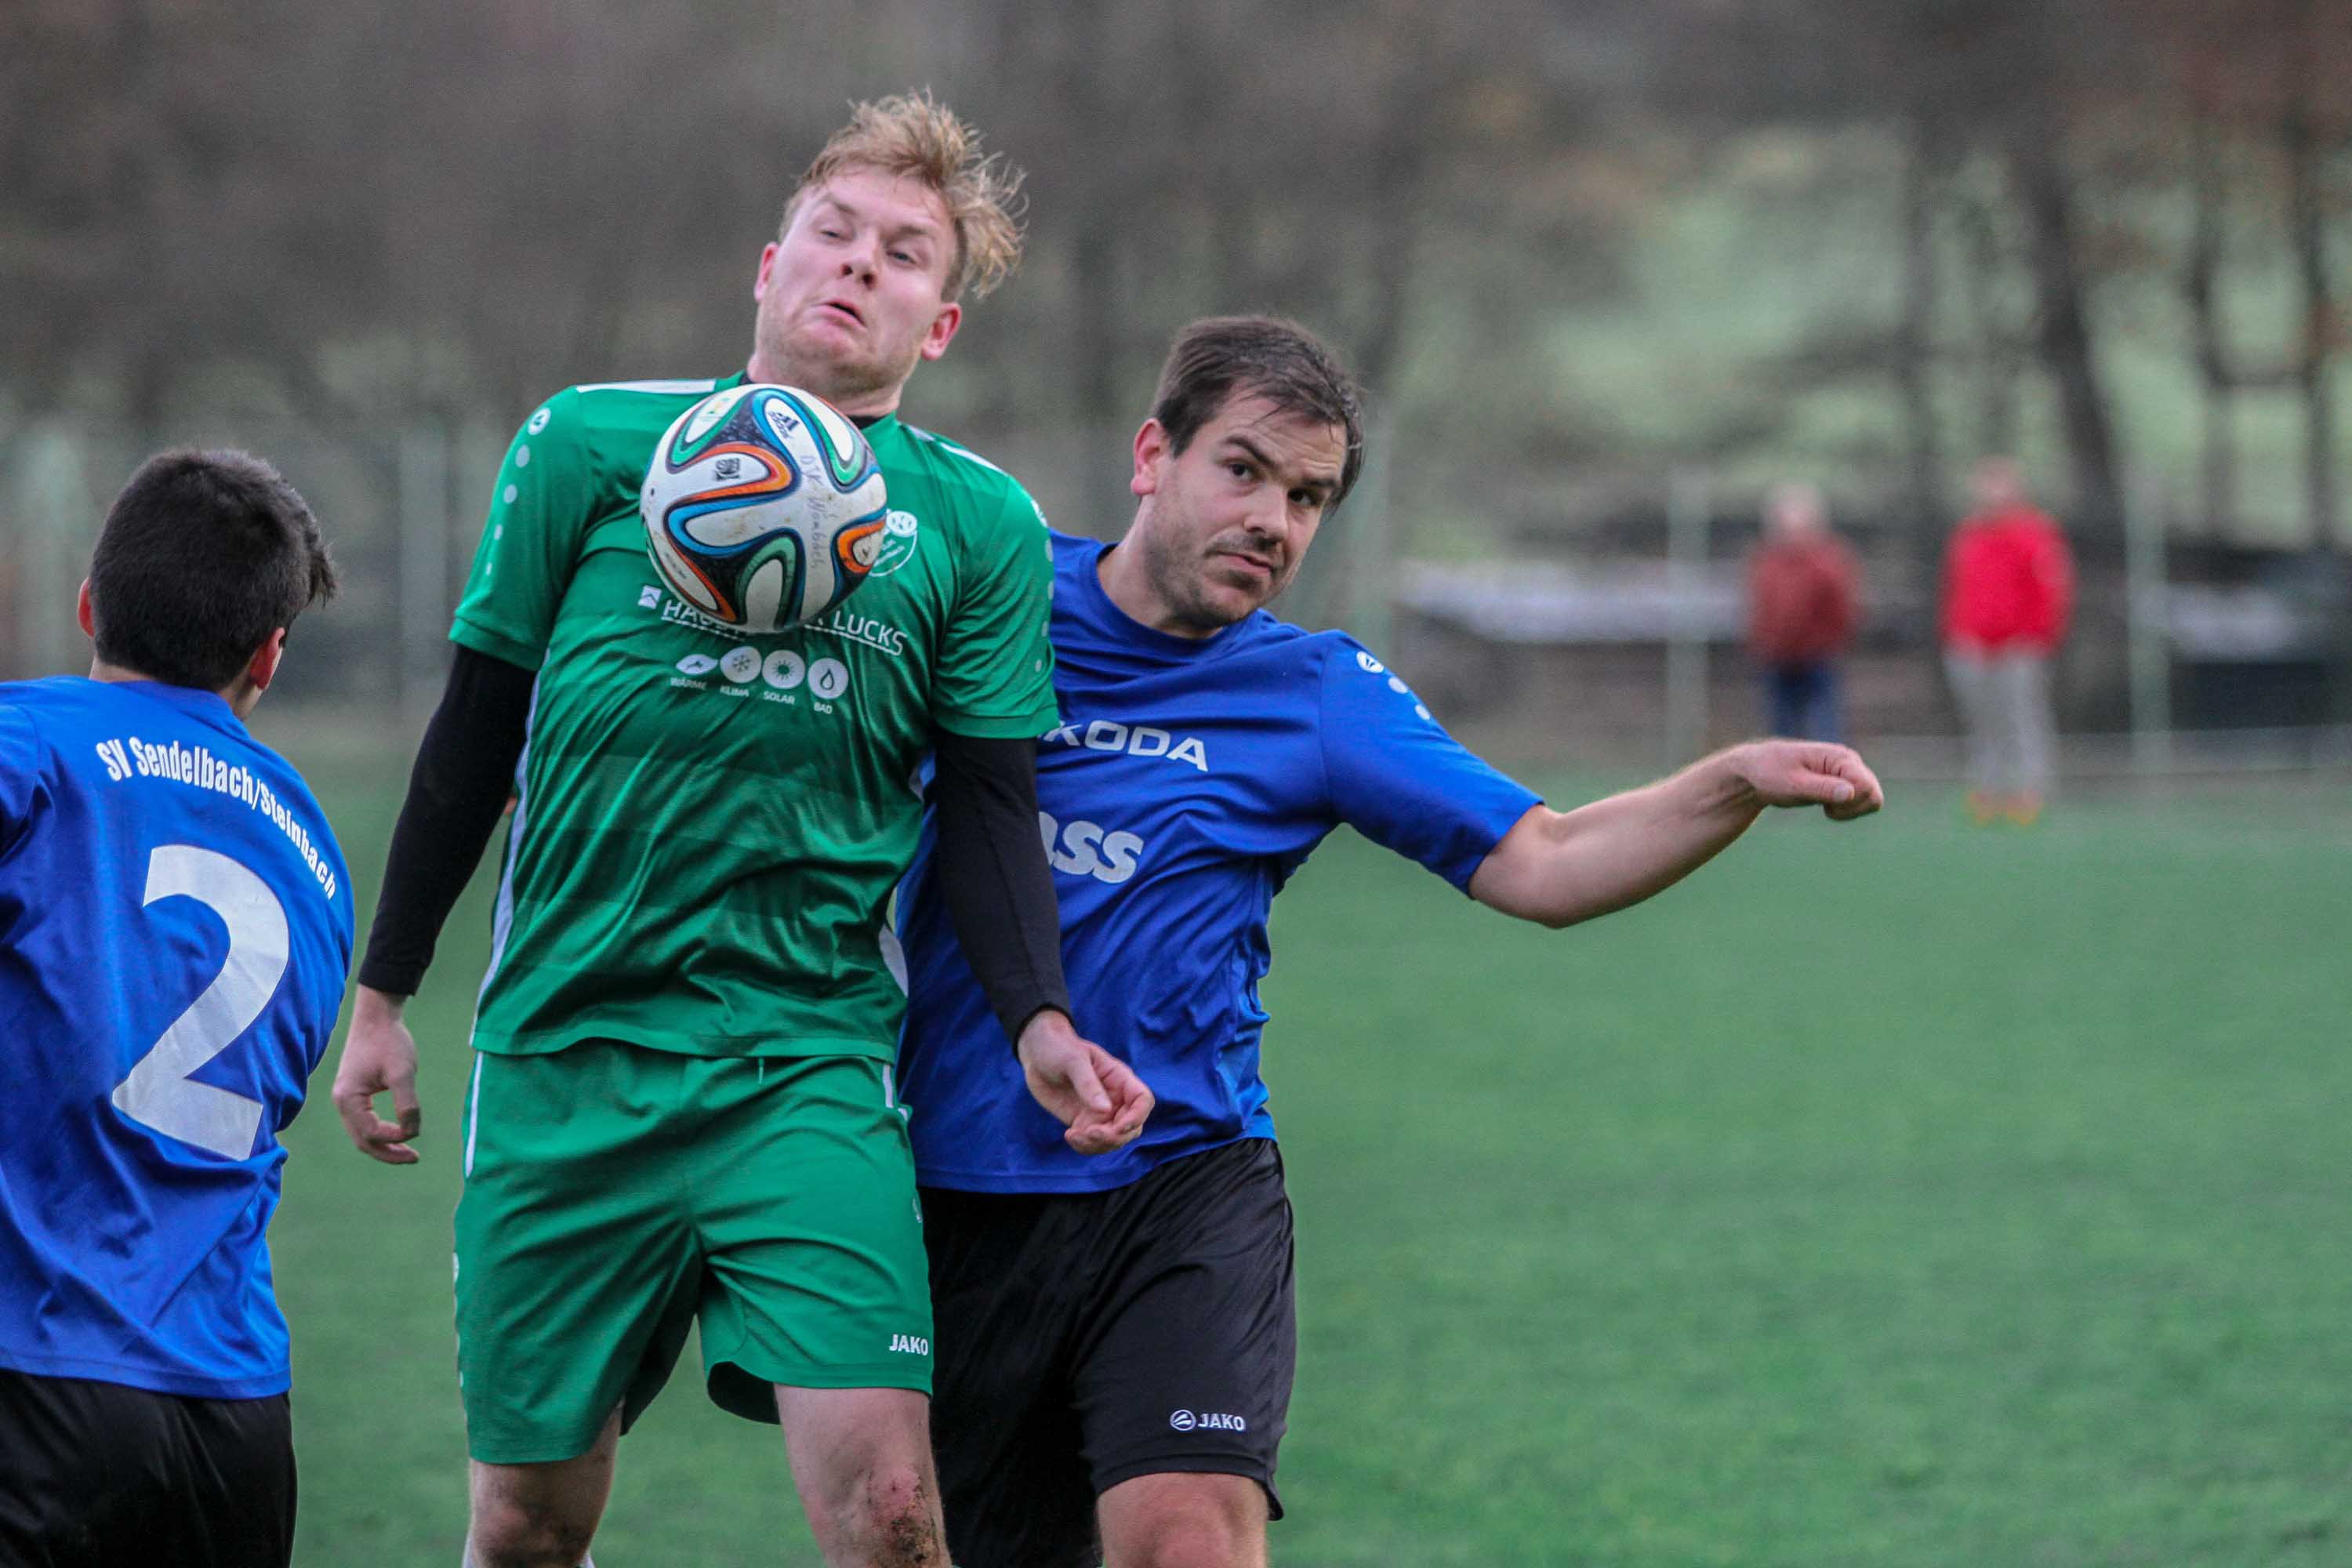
[88,655,158,688]
[86,657,259,717]
[742,355,902,420]
[1094,545,1215,641]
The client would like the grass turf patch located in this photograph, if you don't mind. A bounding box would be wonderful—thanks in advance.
[271,758,2352,1565]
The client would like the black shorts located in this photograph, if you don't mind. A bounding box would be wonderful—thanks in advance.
[0,1367,295,1568]
[922,1137,1296,1568]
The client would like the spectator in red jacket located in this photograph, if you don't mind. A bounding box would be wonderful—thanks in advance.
[1940,458,2074,824]
[1748,482,1860,742]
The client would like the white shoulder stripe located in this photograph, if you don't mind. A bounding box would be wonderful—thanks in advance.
[572,378,718,396]
[902,424,1011,477]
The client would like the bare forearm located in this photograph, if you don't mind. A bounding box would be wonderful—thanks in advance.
[1563,752,1766,901]
[1471,750,1764,928]
[1468,740,1880,928]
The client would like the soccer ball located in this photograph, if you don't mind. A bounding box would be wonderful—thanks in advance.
[640,383,889,633]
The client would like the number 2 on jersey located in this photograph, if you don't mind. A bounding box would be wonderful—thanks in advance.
[111,844,290,1160]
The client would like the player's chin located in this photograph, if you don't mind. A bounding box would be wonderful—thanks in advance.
[1194,571,1277,622]
[780,324,873,377]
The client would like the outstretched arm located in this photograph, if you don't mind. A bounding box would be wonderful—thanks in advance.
[1466,740,1882,930]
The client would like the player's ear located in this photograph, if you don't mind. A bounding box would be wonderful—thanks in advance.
[76,579,96,640]
[1131,419,1171,499]
[245,629,289,695]
[753,241,780,302]
[919,299,963,362]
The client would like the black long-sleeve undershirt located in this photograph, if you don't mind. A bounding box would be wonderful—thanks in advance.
[357,646,533,996]
[929,728,1070,1044]
[358,644,1069,1047]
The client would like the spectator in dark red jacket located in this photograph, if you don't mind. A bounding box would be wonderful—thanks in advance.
[1940,459,2074,824]
[1748,482,1860,742]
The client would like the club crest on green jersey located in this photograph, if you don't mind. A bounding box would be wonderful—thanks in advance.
[862,510,920,578]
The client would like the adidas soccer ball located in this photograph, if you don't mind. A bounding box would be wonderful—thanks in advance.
[640,383,889,633]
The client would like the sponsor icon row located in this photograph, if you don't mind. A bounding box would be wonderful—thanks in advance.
[675,649,851,697]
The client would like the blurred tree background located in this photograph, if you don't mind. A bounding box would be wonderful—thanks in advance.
[2,0,2348,733]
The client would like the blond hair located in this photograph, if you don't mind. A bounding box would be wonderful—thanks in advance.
[787,93,1025,300]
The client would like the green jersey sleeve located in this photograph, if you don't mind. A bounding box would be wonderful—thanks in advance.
[450,388,599,670]
[930,485,1061,739]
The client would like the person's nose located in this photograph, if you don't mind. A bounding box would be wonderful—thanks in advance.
[837,234,879,285]
[1243,497,1288,549]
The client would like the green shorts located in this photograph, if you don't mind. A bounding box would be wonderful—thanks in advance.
[452,1040,932,1465]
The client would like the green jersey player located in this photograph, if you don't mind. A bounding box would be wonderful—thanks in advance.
[329,96,1151,1568]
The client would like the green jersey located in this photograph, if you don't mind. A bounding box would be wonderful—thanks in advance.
[449,373,1059,1060]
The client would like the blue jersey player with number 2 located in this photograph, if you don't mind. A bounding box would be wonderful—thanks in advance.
[0,450,348,1568]
[895,318,1888,1568]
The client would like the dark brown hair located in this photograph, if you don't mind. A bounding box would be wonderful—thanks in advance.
[89,448,338,691]
[1149,316,1365,509]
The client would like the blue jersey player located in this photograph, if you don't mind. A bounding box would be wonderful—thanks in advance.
[895,318,1886,1568]
[0,450,348,1568]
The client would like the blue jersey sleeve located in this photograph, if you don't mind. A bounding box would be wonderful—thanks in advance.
[0,700,45,854]
[1317,637,1541,893]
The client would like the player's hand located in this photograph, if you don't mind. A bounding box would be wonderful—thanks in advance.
[332,985,423,1165]
[1016,1010,1154,1156]
[1731,740,1885,822]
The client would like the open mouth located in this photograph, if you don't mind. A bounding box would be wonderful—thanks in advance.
[815,299,865,328]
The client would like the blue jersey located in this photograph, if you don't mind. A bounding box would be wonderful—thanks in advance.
[895,532,1541,1192]
[0,678,354,1399]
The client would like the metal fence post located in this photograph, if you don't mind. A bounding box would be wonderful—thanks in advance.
[397,424,452,724]
[23,426,93,679]
[2125,471,2171,773]
[1665,466,1711,765]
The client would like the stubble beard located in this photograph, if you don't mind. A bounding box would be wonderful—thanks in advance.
[1141,517,1280,636]
[754,312,916,409]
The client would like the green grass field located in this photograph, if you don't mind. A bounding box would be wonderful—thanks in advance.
[265,746,2352,1566]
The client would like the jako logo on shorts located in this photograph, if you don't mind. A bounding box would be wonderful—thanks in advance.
[1168,1409,1247,1432]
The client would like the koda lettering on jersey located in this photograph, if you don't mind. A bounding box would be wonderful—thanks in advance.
[1042,717,1208,773]
[1036,810,1142,885]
